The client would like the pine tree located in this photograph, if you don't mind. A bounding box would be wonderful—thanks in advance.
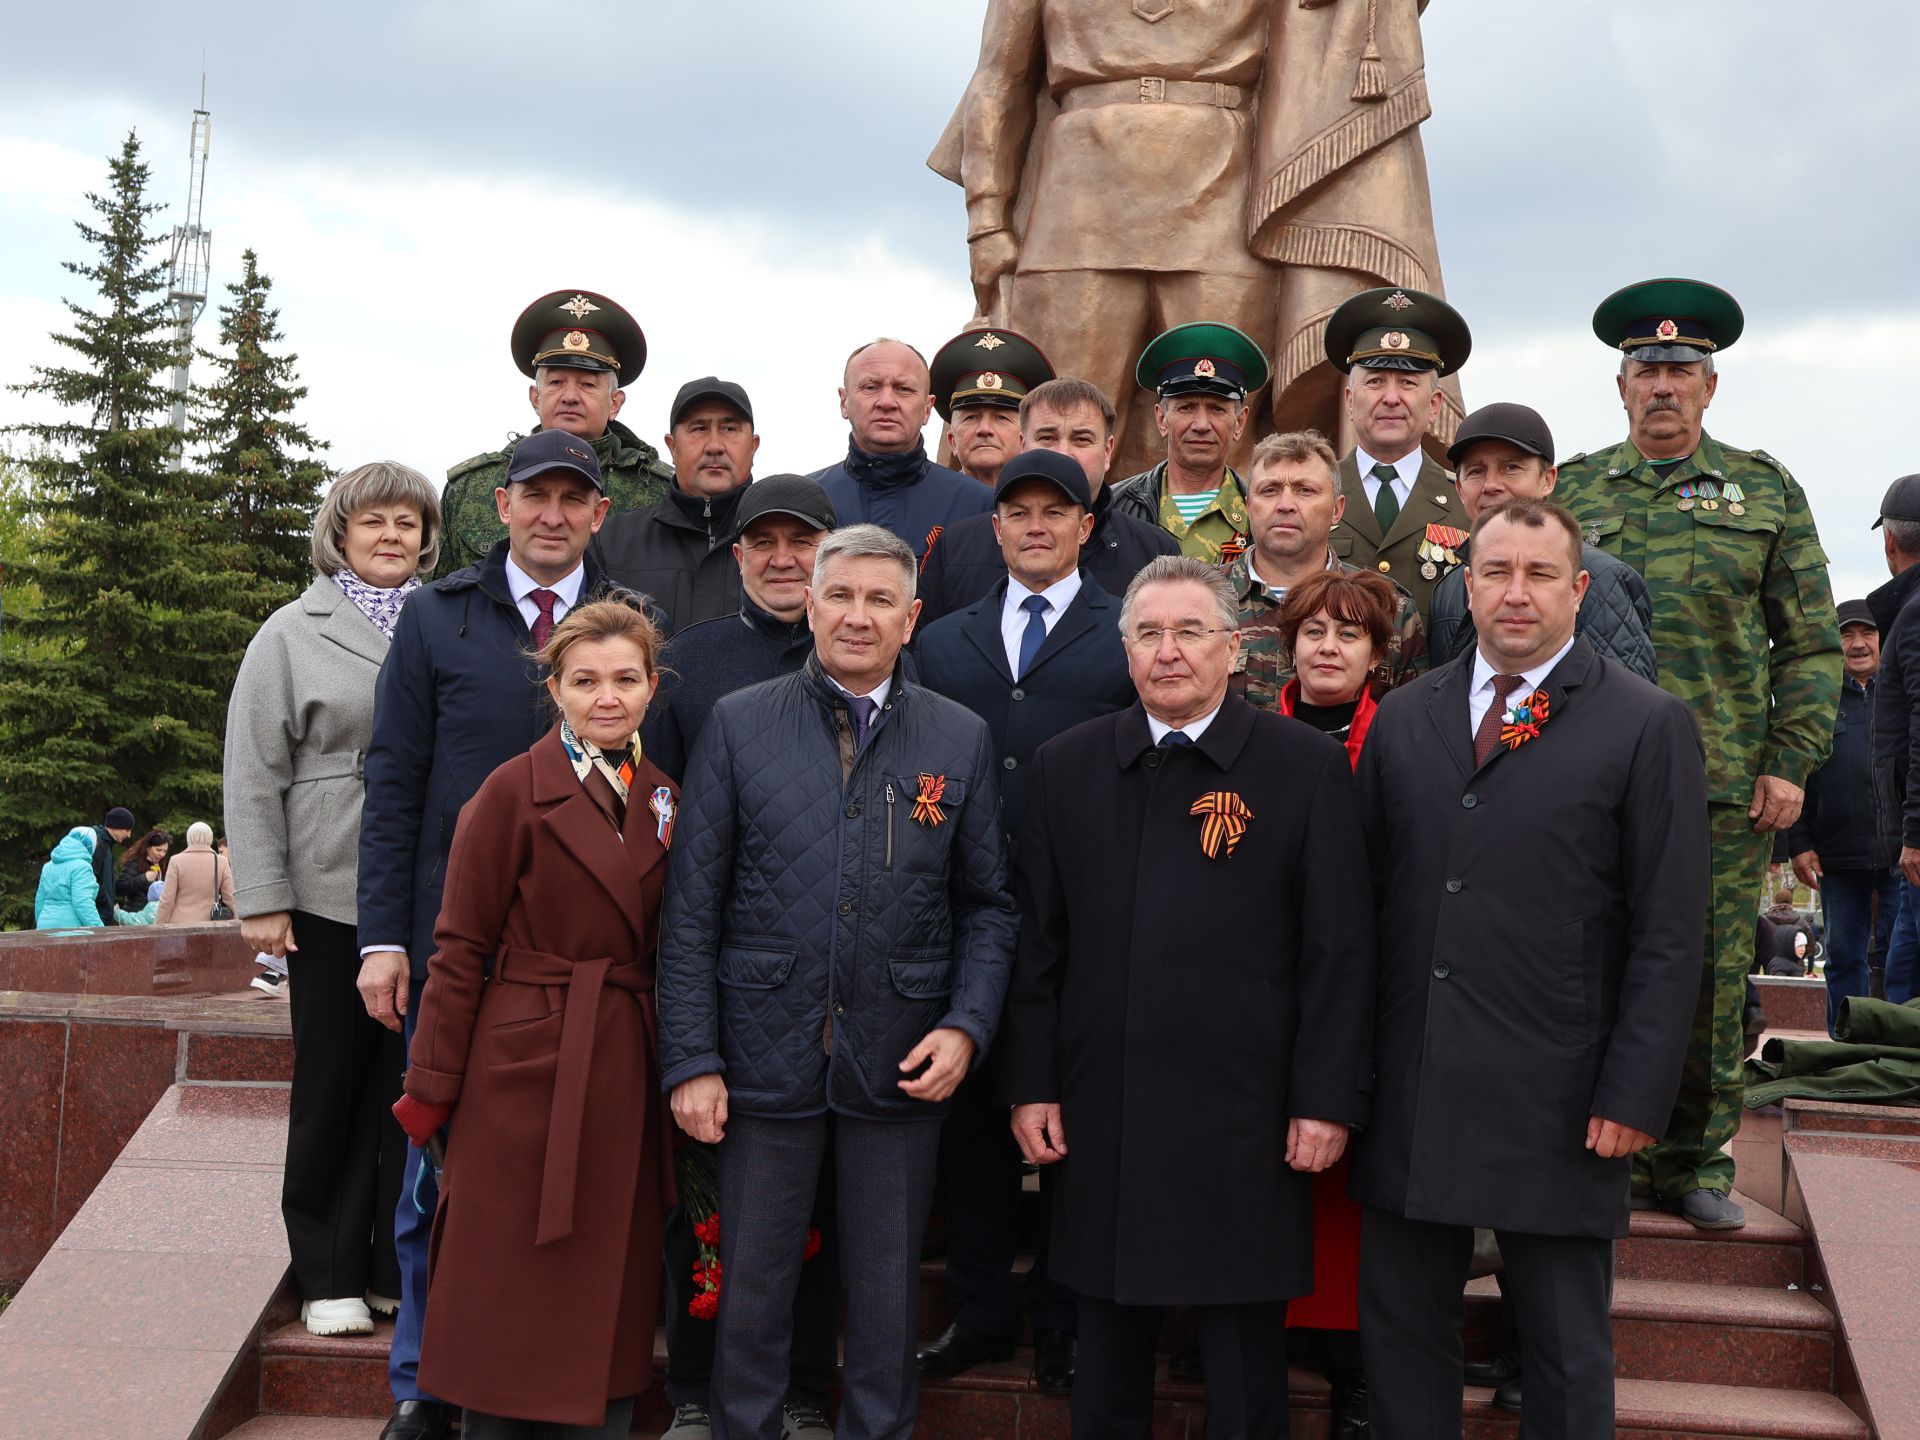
[0,133,253,925]
[195,249,328,623]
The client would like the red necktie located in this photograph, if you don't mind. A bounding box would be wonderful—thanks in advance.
[530,589,559,649]
[1473,673,1524,768]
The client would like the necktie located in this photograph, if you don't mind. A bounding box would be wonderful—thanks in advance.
[1370,462,1401,533]
[1473,673,1525,768]
[848,694,876,750]
[1159,730,1194,749]
[529,588,560,650]
[1016,594,1051,679]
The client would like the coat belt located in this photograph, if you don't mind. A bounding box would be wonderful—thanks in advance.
[1059,77,1247,112]
[493,945,655,1246]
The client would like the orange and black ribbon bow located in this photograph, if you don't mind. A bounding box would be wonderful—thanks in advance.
[1190,791,1254,859]
[912,773,948,827]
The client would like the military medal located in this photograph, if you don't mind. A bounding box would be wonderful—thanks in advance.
[649,787,676,848]
[1697,479,1721,512]
[1419,524,1465,581]
[1499,689,1553,751]
[912,774,949,827]
[1724,483,1746,516]
[1675,481,1696,512]
[1421,561,1438,580]
[1190,791,1254,859]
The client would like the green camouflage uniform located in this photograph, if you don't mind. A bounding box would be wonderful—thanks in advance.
[1224,548,1428,706]
[1155,467,1250,563]
[1557,431,1841,1199]
[434,419,673,579]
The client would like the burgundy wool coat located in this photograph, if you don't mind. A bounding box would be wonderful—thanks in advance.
[405,725,676,1425]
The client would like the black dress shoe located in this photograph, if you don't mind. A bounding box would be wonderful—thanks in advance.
[1167,1339,1203,1383]
[379,1400,453,1440]
[1463,1352,1519,1387]
[917,1321,1015,1378]
[1492,1376,1522,1414]
[1034,1328,1076,1395]
[1328,1364,1369,1440]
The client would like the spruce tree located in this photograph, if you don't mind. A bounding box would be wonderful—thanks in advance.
[195,249,327,623]
[0,133,252,925]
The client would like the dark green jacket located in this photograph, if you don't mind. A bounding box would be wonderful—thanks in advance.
[1744,997,1920,1106]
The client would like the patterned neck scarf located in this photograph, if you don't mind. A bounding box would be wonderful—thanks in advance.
[334,569,421,640]
[559,719,640,831]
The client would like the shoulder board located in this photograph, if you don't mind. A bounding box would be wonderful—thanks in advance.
[1746,448,1794,480]
[1559,450,1593,469]
[446,441,518,482]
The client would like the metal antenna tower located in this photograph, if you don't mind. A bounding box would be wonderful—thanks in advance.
[165,75,212,470]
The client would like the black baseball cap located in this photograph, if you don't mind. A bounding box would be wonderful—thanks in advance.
[1447,402,1555,468]
[1872,474,1920,529]
[506,429,604,490]
[670,376,754,429]
[992,448,1093,510]
[732,474,836,541]
[1836,599,1875,631]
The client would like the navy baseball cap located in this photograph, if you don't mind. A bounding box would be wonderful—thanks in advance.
[505,430,604,491]
[993,448,1093,510]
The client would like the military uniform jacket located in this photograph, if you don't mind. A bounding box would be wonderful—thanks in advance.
[1000,696,1374,1304]
[436,420,672,578]
[1109,462,1249,562]
[1556,432,1841,805]
[1353,639,1711,1237]
[1225,547,1426,707]
[1332,450,1459,618]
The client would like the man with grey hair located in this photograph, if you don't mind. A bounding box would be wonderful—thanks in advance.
[810,339,992,561]
[659,522,1018,1440]
[435,289,672,576]
[1001,552,1374,1439]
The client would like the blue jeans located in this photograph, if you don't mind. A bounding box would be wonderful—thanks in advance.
[1886,878,1920,1009]
[1820,868,1899,1035]
[389,977,442,1405]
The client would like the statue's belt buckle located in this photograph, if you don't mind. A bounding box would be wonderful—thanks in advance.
[1139,76,1168,102]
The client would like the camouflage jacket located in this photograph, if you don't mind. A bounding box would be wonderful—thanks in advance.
[1109,461,1250,562]
[1556,431,1841,804]
[1224,548,1428,709]
[434,419,673,579]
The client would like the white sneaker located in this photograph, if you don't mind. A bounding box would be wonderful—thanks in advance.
[364,1292,399,1318]
[301,1297,374,1335]
[250,971,284,996]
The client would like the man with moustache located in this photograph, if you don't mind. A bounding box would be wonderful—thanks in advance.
[436,290,672,576]
[810,338,992,560]
[1354,498,1709,1440]
[593,378,760,636]
[929,327,1055,488]
[916,377,1179,627]
[914,449,1137,1394]
[1426,403,1655,680]
[1109,324,1269,561]
[1227,428,1426,709]
[1557,278,1840,1229]
[1323,287,1472,617]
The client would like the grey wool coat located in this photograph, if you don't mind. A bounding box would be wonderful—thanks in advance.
[224,575,397,925]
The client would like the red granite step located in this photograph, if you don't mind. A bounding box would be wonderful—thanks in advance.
[1784,1098,1920,1139]
[219,1418,385,1439]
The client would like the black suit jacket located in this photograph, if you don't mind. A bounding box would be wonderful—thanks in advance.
[914,573,1134,847]
[1352,636,1710,1237]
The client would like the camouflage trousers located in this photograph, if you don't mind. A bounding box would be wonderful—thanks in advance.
[1634,803,1773,1199]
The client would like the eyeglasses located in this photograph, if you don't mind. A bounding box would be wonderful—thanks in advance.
[1125,625,1233,650]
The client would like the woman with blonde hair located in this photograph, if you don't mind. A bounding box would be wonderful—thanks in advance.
[154,822,236,924]
[223,460,442,1337]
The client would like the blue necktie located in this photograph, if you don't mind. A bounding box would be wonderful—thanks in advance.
[848,694,876,750]
[1159,730,1193,749]
[1016,594,1051,680]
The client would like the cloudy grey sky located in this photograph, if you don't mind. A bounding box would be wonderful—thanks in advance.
[0,1,1910,601]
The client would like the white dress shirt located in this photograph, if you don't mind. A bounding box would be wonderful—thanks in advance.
[1146,701,1223,747]
[1468,634,1576,741]
[1000,572,1083,677]
[503,554,586,632]
[826,672,893,710]
[1355,446,1417,514]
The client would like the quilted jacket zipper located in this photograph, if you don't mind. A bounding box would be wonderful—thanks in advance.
[885,781,896,869]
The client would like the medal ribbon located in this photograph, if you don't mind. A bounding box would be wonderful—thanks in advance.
[1190,791,1254,859]
[912,773,948,827]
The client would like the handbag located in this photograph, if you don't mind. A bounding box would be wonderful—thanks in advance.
[209,854,234,922]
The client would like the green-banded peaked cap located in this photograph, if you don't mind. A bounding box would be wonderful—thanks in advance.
[1136,321,1270,400]
[1593,277,1743,363]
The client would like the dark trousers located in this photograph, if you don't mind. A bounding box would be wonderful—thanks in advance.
[1877,875,1920,1008]
[1074,1294,1289,1440]
[665,1145,840,1408]
[712,1111,941,1440]
[282,912,406,1302]
[389,976,441,1405]
[1359,1207,1614,1440]
[936,1067,1075,1337]
[460,1396,634,1439]
[1820,868,1898,1034]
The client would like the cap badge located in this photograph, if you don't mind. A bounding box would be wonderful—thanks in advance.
[1656,318,1679,340]
[1384,291,1414,311]
[973,332,1007,351]
[1193,358,1218,378]
[976,371,1003,390]
[1382,331,1410,350]
[564,444,591,461]
[559,295,600,319]
[562,330,591,352]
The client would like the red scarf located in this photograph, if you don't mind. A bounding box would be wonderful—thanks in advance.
[1277,679,1378,773]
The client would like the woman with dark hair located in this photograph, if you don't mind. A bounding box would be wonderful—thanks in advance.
[393,597,677,1439]
[116,828,172,909]
[1273,566,1399,1438]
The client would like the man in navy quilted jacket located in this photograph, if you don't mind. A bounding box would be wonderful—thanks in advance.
[658,523,1019,1440]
